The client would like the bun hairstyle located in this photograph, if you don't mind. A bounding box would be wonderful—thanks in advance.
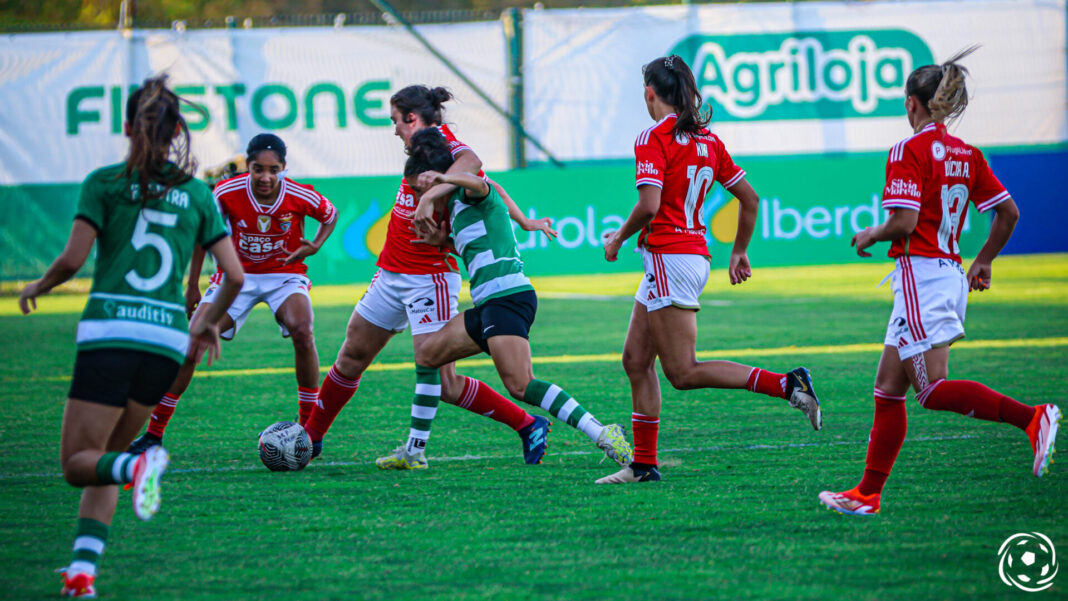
[246,133,287,164]
[642,54,710,138]
[905,45,979,125]
[403,127,455,181]
[123,75,198,202]
[390,85,454,126]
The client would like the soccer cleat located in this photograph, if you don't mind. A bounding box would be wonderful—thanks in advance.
[517,416,551,464]
[595,463,662,484]
[786,367,823,431]
[127,431,162,454]
[818,487,880,516]
[1026,404,1062,478]
[595,424,634,467]
[131,445,169,521]
[310,440,323,460]
[60,571,96,598]
[375,446,428,470]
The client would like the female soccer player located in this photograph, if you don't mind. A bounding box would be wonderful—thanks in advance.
[18,77,243,598]
[376,128,633,470]
[128,133,338,452]
[597,55,822,484]
[304,85,558,467]
[819,48,1060,515]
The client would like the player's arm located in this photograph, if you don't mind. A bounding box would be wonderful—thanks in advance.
[967,197,1019,291]
[185,245,206,318]
[491,178,558,239]
[188,237,244,366]
[414,148,482,229]
[18,219,96,315]
[604,185,660,262]
[282,215,338,266]
[419,170,490,199]
[726,179,759,285]
[851,209,918,257]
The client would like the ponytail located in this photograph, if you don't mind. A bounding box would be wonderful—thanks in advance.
[642,54,710,138]
[905,45,979,126]
[390,85,454,126]
[122,75,200,202]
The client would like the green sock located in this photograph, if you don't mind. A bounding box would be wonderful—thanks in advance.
[69,518,108,576]
[94,452,137,484]
[523,379,601,440]
[407,365,441,455]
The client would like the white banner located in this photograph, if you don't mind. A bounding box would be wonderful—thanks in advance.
[0,23,509,185]
[523,0,1067,162]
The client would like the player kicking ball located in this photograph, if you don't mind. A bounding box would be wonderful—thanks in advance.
[372,128,633,470]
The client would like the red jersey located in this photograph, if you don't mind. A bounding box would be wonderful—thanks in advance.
[882,122,1010,263]
[211,173,337,276]
[634,114,746,255]
[376,123,478,275]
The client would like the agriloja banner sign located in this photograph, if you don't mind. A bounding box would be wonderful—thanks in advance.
[0,23,511,186]
[522,0,1067,162]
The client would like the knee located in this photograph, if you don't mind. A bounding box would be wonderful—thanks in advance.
[61,456,89,487]
[440,372,466,404]
[335,342,371,377]
[413,345,444,370]
[662,363,697,391]
[288,322,316,350]
[622,349,654,378]
[501,375,530,401]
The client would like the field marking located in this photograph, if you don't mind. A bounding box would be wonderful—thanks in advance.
[0,434,976,482]
[19,335,1068,383]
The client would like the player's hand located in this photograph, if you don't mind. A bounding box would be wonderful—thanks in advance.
[521,217,558,240]
[602,230,622,262]
[728,251,752,285]
[281,238,319,266]
[412,194,439,231]
[187,314,222,366]
[851,227,876,257]
[184,285,202,319]
[967,261,992,291]
[411,220,450,248]
[415,170,445,192]
[17,280,42,315]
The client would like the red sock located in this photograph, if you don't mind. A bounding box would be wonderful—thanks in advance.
[147,394,180,438]
[632,412,660,465]
[297,386,317,427]
[304,365,360,442]
[745,368,786,399]
[918,379,1035,430]
[857,389,908,496]
[457,377,533,431]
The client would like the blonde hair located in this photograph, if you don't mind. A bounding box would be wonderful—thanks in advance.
[905,45,980,125]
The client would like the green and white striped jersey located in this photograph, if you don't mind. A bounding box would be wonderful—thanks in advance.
[447,184,533,305]
[75,163,228,363]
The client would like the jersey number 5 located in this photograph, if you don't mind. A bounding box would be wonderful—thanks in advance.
[938,184,968,255]
[126,209,178,292]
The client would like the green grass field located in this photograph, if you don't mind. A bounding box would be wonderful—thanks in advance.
[1,254,1066,600]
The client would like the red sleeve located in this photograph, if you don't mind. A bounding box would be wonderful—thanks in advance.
[713,138,746,189]
[882,141,924,212]
[635,129,666,189]
[971,149,1011,213]
[304,185,338,225]
[439,125,473,157]
[212,188,230,225]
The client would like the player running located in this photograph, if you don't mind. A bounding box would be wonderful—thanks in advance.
[18,77,243,598]
[597,55,822,484]
[819,48,1061,516]
[128,133,338,452]
[304,85,558,467]
[376,128,633,470]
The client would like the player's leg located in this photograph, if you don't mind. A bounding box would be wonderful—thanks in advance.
[598,301,662,484]
[272,279,319,426]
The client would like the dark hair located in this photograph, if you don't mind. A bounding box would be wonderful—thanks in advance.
[905,46,979,125]
[246,133,287,164]
[643,54,710,137]
[403,128,455,181]
[391,85,453,127]
[123,75,198,202]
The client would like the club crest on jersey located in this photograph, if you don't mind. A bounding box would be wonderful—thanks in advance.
[257,215,271,233]
[278,213,294,233]
[675,133,691,145]
[931,141,946,161]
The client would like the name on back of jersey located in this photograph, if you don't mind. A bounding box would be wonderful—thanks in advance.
[944,160,970,178]
[130,183,190,209]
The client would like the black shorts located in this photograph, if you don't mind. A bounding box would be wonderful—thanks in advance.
[69,349,181,408]
[463,290,538,354]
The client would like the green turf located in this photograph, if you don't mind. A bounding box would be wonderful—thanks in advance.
[1,255,1065,600]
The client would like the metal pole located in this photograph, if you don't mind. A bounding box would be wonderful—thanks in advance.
[370,0,563,168]
[504,7,526,169]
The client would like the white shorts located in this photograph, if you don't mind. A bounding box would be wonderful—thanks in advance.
[202,272,312,340]
[634,249,710,312]
[355,269,460,336]
[883,256,968,360]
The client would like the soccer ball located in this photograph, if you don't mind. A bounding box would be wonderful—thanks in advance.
[258,421,312,472]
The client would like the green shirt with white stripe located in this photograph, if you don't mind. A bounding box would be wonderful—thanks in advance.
[75,163,228,363]
[447,183,533,305]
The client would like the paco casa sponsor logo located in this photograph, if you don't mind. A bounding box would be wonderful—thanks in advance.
[669,30,934,121]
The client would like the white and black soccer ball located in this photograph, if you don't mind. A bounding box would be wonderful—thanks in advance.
[258,421,312,472]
